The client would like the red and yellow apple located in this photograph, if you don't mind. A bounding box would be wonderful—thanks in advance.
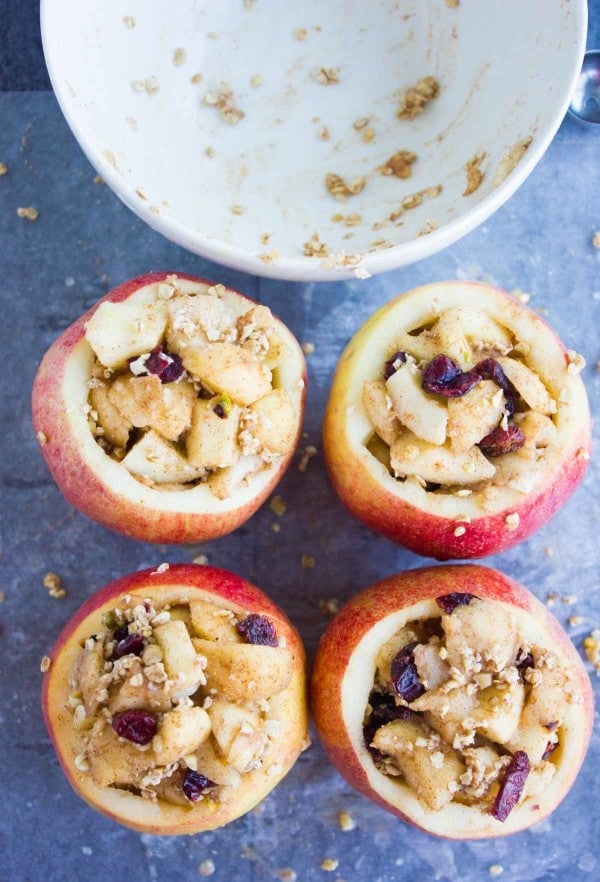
[323,281,591,559]
[311,565,593,838]
[32,272,306,543]
[42,563,308,834]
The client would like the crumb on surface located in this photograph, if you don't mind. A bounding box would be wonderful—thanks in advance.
[36,430,48,446]
[453,525,466,537]
[276,870,297,882]
[43,572,66,599]
[250,74,263,87]
[568,615,584,628]
[397,76,439,119]
[511,288,530,303]
[544,545,554,558]
[294,28,307,40]
[418,219,439,237]
[270,495,287,517]
[93,174,104,185]
[303,232,329,257]
[562,594,578,605]
[301,554,316,569]
[151,562,170,575]
[318,125,331,141]
[319,598,339,617]
[302,342,315,356]
[17,206,39,221]
[337,811,356,831]
[40,655,52,673]
[546,591,559,606]
[504,512,519,531]
[131,76,160,95]
[193,555,209,565]
[231,204,246,215]
[298,445,317,471]
[204,82,244,124]
[198,859,215,877]
[489,866,503,878]
[122,16,135,28]
[320,858,339,872]
[315,67,340,85]
[260,232,271,244]
[566,349,585,375]
[583,630,600,674]
[463,152,486,196]
[378,150,417,179]
[258,248,280,264]
[592,231,600,248]
[325,173,366,201]
[492,136,532,188]
[0,162,7,176]
[173,48,186,66]
[205,146,215,158]
[332,212,362,227]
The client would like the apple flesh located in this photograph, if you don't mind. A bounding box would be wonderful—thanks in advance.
[310,565,593,839]
[42,563,308,835]
[323,281,591,559]
[32,272,306,543]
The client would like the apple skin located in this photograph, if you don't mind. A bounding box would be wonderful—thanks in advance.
[323,281,591,560]
[32,271,306,544]
[310,565,594,839]
[41,563,308,835]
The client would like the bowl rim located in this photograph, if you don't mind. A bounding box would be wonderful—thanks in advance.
[41,0,588,282]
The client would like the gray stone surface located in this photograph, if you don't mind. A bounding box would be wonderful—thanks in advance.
[1,10,600,882]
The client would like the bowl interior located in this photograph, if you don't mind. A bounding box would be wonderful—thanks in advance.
[42,0,585,279]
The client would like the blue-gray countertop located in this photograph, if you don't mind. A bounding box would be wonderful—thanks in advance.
[1,4,599,882]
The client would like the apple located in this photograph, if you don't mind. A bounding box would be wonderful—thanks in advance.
[41,563,308,834]
[32,272,306,543]
[310,565,593,839]
[323,281,591,559]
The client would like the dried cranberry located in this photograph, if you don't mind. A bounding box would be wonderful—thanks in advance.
[542,740,558,761]
[113,624,129,643]
[491,751,530,822]
[544,720,559,732]
[214,404,226,419]
[369,691,414,726]
[384,350,407,379]
[237,614,278,647]
[516,649,534,675]
[475,358,517,415]
[182,769,217,802]
[421,355,481,397]
[436,593,478,614]
[479,425,525,457]
[390,643,425,703]
[128,347,184,384]
[113,632,145,660]
[112,710,157,745]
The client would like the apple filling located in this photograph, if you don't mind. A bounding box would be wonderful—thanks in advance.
[364,593,576,821]
[362,306,579,503]
[84,277,298,499]
[68,594,294,807]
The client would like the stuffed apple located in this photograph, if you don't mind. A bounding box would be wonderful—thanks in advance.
[42,563,308,834]
[311,565,593,838]
[323,281,590,559]
[32,272,305,543]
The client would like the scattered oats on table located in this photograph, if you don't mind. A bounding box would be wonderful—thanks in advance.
[173,48,186,66]
[231,204,246,215]
[260,232,271,244]
[204,82,244,124]
[191,72,203,85]
[319,125,331,141]
[568,615,585,628]
[93,174,104,185]
[131,76,160,95]
[378,150,417,179]
[592,231,600,248]
[17,206,38,221]
[320,858,339,872]
[418,219,439,237]
[319,598,339,617]
[122,15,135,28]
[488,866,503,878]
[511,288,530,303]
[325,173,366,201]
[397,76,440,119]
[258,248,280,264]
[463,152,486,196]
[270,495,287,517]
[276,870,297,882]
[0,162,7,176]
[298,445,317,473]
[198,859,215,877]
[302,342,315,356]
[193,555,209,565]
[43,572,67,599]
[205,146,215,158]
[250,74,263,87]
[151,562,170,575]
[316,67,340,85]
[0,591,5,603]
[546,591,559,606]
[301,555,316,569]
[303,232,329,257]
[36,430,48,446]
[40,655,52,673]
[294,28,307,40]
[332,213,362,227]
[583,630,600,673]
[337,810,356,831]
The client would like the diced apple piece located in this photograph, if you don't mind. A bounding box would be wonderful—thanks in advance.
[208,454,264,501]
[411,684,477,744]
[496,357,556,415]
[447,380,505,454]
[189,599,241,644]
[153,769,189,805]
[166,293,235,352]
[246,389,297,455]
[186,398,241,470]
[108,660,172,714]
[153,707,211,765]
[522,760,556,799]
[372,718,466,812]
[375,626,422,687]
[362,380,401,446]
[86,719,154,787]
[193,639,293,701]
[390,433,496,485]
[108,375,196,441]
[238,305,289,367]
[413,643,451,690]
[506,722,558,765]
[182,343,271,406]
[122,430,206,484]
[386,363,447,445]
[438,308,512,355]
[90,384,132,448]
[84,300,168,369]
[441,600,518,673]
[514,411,557,460]
[429,310,472,370]
[193,736,243,787]
[207,698,266,772]
[154,620,206,697]
[490,452,541,495]
[75,640,105,715]
[471,677,525,743]
[392,330,440,365]
[460,745,506,803]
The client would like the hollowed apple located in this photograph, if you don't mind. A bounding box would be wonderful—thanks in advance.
[311,565,593,839]
[323,281,590,559]
[32,272,306,543]
[42,563,308,834]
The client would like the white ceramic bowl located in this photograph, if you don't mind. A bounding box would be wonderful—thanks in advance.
[42,0,586,281]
